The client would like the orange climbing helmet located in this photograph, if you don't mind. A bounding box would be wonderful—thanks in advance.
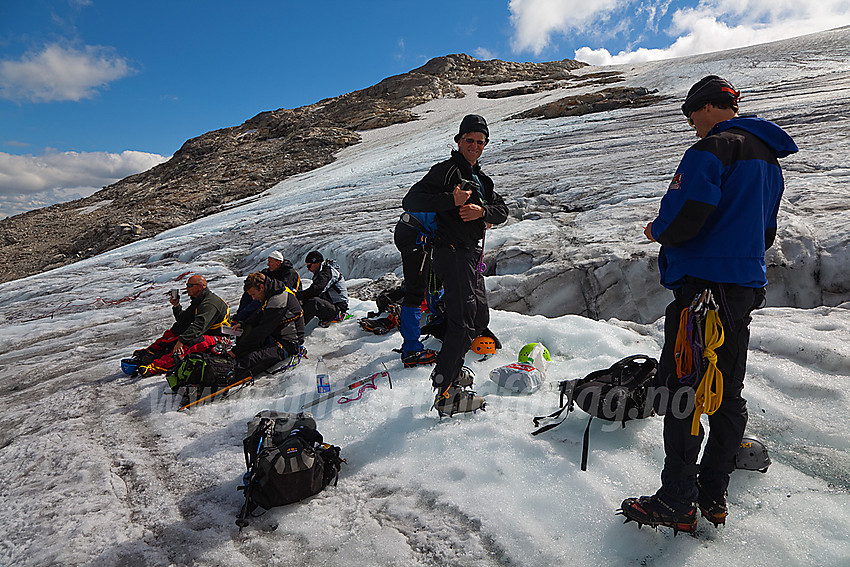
[470,336,496,356]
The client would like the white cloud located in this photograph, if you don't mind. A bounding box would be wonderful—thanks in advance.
[574,0,850,64]
[0,149,168,217]
[509,0,850,64]
[474,47,497,60]
[0,43,134,103]
[509,0,622,54]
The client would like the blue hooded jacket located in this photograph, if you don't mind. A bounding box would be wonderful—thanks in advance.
[650,116,798,289]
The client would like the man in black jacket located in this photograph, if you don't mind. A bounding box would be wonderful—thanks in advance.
[296,251,349,328]
[402,114,508,416]
[230,272,305,378]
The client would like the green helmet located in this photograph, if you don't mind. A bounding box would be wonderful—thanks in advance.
[518,343,551,364]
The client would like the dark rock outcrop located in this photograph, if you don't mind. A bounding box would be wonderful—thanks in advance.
[511,86,662,119]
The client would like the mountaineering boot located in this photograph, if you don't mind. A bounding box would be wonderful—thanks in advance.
[132,348,157,365]
[402,349,438,368]
[456,366,475,388]
[432,384,485,417]
[136,364,157,378]
[137,363,168,378]
[697,481,728,527]
[618,494,697,535]
[319,312,346,328]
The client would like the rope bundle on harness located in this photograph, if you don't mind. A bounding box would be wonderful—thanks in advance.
[673,289,725,436]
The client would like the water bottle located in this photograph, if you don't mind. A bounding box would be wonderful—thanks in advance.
[316,356,330,394]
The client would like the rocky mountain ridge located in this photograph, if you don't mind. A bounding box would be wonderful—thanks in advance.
[0,54,605,283]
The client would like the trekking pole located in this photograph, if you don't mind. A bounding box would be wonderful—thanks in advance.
[236,419,273,529]
[178,376,253,411]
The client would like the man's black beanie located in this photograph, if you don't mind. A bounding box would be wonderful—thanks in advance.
[681,76,740,117]
[454,114,489,142]
[305,251,323,264]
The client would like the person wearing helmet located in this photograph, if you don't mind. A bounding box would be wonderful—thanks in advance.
[620,76,797,533]
[402,114,508,416]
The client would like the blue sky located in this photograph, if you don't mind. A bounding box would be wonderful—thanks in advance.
[1,0,848,217]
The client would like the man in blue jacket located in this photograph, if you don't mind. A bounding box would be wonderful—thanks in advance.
[621,76,798,533]
[403,114,509,416]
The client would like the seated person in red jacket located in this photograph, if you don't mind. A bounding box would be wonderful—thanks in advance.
[130,275,230,376]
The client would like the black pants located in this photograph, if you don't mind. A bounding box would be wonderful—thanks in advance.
[394,222,430,309]
[430,245,489,390]
[302,297,341,325]
[657,277,764,503]
[237,340,299,376]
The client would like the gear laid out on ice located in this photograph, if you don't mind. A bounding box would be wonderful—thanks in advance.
[470,335,496,359]
[301,364,392,409]
[518,342,551,364]
[735,436,771,472]
[617,494,698,536]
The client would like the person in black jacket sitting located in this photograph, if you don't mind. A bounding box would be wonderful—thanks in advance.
[295,251,349,328]
[229,272,305,379]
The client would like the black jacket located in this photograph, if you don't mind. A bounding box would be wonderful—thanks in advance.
[169,287,229,346]
[233,278,304,356]
[295,259,349,310]
[265,259,301,291]
[232,259,301,325]
[402,151,508,249]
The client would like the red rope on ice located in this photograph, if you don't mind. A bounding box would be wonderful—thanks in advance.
[16,271,195,323]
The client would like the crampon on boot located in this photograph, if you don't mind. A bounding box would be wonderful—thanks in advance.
[432,384,485,418]
[697,486,728,527]
[617,494,697,536]
[456,366,475,387]
[402,349,438,368]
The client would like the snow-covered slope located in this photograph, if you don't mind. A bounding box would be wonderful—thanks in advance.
[0,27,848,567]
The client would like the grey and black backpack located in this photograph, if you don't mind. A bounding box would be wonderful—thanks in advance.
[236,410,343,528]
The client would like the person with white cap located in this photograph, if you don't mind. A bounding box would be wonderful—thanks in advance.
[232,250,300,327]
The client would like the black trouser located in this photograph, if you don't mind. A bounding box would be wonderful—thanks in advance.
[238,340,299,376]
[430,245,489,390]
[302,297,342,325]
[394,222,430,309]
[657,277,764,504]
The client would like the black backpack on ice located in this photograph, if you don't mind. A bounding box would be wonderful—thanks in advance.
[236,410,343,528]
[532,354,658,470]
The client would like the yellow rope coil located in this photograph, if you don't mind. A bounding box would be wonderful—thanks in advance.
[691,309,725,436]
